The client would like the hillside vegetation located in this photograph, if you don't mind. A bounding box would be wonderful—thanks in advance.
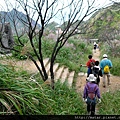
[86,3,120,39]
[0,36,120,115]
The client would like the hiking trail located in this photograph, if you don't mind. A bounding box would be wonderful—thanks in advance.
[76,48,120,114]
[76,48,120,94]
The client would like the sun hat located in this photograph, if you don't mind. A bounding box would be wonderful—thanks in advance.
[86,74,96,82]
[103,54,108,58]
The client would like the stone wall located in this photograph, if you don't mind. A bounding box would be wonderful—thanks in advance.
[0,22,14,54]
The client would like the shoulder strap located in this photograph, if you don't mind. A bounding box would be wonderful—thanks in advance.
[93,85,97,92]
[86,84,97,93]
[90,59,95,67]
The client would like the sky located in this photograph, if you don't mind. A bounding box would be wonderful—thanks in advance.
[0,0,114,11]
[0,0,120,24]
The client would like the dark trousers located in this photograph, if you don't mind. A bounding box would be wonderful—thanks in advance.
[87,67,92,77]
[96,77,100,86]
[87,103,96,115]
[86,97,96,115]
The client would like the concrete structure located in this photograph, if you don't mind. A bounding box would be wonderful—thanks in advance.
[55,25,63,35]
[89,39,99,43]
[0,22,14,54]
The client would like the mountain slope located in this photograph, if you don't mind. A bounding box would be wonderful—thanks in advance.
[86,3,120,38]
[0,9,40,34]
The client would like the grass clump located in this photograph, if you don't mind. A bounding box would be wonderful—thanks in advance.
[45,80,86,115]
[98,90,120,115]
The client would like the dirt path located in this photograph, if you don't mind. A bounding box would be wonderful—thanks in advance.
[76,48,120,95]
[0,58,40,73]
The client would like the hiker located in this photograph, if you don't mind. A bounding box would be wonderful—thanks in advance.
[80,55,95,77]
[100,54,113,87]
[96,43,99,49]
[92,61,102,86]
[83,74,101,115]
[93,42,97,53]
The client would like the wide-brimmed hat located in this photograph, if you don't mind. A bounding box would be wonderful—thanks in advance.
[86,74,96,82]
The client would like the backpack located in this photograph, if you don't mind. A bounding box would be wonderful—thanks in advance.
[86,84,97,99]
[92,67,99,78]
[104,65,110,73]
[90,60,95,68]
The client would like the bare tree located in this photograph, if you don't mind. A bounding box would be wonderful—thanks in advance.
[1,0,109,89]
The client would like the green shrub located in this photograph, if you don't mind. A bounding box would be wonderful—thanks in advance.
[110,57,120,76]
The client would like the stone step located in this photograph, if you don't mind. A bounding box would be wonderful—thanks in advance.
[55,66,64,82]
[61,68,69,83]
[48,63,59,76]
[40,58,75,87]
[67,71,75,87]
[43,58,50,67]
[37,58,49,68]
[78,72,85,76]
[36,58,50,73]
[45,62,50,74]
[53,63,59,73]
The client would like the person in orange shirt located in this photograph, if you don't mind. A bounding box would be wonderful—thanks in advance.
[81,55,96,77]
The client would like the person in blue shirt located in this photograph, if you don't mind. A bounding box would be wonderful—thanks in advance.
[100,54,113,87]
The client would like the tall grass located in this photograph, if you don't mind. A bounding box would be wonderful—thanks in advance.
[0,64,86,115]
[98,90,120,115]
